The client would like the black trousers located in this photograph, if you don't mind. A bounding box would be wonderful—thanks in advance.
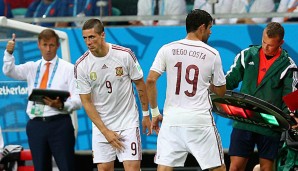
[26,114,75,171]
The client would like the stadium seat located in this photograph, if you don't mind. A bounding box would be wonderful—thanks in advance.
[11,8,28,18]
[112,7,121,16]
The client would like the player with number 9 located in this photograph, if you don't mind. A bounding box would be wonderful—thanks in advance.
[74,18,152,171]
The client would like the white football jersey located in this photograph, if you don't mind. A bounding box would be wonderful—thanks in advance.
[75,43,143,131]
[150,39,226,126]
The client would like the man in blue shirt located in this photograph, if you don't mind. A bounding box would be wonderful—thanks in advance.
[25,0,69,27]
[67,0,110,27]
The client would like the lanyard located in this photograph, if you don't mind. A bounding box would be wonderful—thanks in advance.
[73,0,91,16]
[151,0,164,15]
[34,0,56,18]
[34,58,59,88]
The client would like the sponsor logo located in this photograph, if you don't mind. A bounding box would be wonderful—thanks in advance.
[0,85,28,95]
[102,64,108,69]
[248,61,254,65]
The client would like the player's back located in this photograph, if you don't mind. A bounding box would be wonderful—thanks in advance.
[152,39,221,126]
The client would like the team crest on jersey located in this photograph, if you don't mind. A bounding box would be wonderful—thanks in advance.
[90,72,97,81]
[115,67,123,76]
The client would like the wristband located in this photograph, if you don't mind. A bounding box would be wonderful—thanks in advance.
[150,106,160,117]
[142,110,150,117]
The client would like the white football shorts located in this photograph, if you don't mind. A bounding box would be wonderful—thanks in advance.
[92,127,142,163]
[155,125,224,170]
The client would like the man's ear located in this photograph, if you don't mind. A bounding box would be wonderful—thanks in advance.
[37,41,41,49]
[101,32,105,38]
[280,39,284,46]
[198,24,205,32]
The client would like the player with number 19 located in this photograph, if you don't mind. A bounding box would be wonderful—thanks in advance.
[146,9,226,171]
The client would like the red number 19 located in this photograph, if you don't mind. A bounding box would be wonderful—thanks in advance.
[174,62,199,97]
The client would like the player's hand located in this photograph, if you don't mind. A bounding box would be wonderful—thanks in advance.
[6,33,16,54]
[104,130,125,151]
[43,96,63,109]
[151,114,163,134]
[290,113,298,130]
[142,116,152,136]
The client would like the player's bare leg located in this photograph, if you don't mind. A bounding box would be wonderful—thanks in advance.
[210,164,226,171]
[97,161,114,171]
[259,158,274,171]
[229,156,249,171]
[157,165,173,171]
[123,160,141,171]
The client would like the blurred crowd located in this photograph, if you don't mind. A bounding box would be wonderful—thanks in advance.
[0,0,297,27]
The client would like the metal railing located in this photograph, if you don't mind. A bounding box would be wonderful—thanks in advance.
[11,12,298,25]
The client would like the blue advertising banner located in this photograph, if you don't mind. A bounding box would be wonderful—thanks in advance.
[0,24,297,151]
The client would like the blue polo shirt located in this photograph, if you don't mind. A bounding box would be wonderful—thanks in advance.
[68,0,109,16]
[25,0,69,27]
[67,0,110,26]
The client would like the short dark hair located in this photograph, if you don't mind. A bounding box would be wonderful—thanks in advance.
[82,18,104,34]
[38,29,59,45]
[265,22,284,40]
[186,9,213,33]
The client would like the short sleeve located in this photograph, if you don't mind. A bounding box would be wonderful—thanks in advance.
[212,52,226,86]
[150,47,166,74]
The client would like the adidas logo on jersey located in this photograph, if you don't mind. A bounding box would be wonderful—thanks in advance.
[248,61,254,65]
[102,64,108,69]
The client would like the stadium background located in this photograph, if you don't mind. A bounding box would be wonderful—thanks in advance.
[0,23,297,170]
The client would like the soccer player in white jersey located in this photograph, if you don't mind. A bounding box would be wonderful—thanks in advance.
[74,18,151,171]
[146,9,227,171]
